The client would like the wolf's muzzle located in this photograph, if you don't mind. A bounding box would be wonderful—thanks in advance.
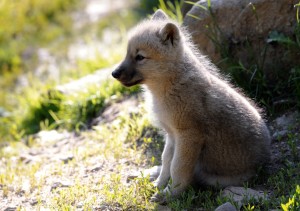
[112,67,123,79]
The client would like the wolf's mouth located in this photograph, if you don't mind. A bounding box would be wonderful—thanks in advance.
[122,79,143,87]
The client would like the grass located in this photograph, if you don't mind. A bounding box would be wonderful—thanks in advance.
[155,0,183,23]
[0,0,139,142]
[281,185,300,211]
[19,78,140,134]
[0,0,80,142]
[0,0,81,111]
[0,99,164,210]
[0,0,299,210]
[0,0,79,72]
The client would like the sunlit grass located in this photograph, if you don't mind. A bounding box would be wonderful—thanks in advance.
[0,99,163,210]
[0,0,139,143]
[0,0,80,72]
[0,0,299,210]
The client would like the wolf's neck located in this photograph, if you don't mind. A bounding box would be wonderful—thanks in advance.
[145,74,178,99]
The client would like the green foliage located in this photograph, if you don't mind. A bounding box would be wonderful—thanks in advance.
[281,185,300,211]
[156,0,183,23]
[59,80,140,131]
[1,97,162,209]
[50,182,94,209]
[48,102,160,210]
[0,0,82,142]
[266,162,300,209]
[0,0,79,73]
[140,0,160,13]
[102,174,155,210]
[267,31,298,47]
[296,2,300,23]
[19,79,140,134]
[185,0,211,12]
[21,90,63,134]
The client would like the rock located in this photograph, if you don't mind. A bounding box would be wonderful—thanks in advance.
[157,205,172,211]
[86,163,104,173]
[76,201,84,208]
[126,172,139,182]
[60,155,74,164]
[126,166,161,182]
[35,130,70,145]
[56,67,112,95]
[20,154,41,164]
[274,111,298,130]
[222,186,267,208]
[272,130,288,140]
[271,111,299,140]
[30,199,38,206]
[93,204,109,210]
[21,179,31,194]
[215,202,237,211]
[0,107,10,117]
[143,165,161,181]
[4,207,17,211]
[93,95,140,125]
[50,180,73,191]
[183,0,300,77]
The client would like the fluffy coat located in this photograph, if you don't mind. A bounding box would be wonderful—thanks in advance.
[112,9,271,202]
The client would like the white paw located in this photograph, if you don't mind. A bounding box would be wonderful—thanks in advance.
[150,192,167,204]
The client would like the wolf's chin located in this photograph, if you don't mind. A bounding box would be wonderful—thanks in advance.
[122,79,143,87]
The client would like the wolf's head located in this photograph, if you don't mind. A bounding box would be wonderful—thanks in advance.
[112,9,185,87]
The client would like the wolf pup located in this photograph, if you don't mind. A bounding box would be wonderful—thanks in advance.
[112,9,271,202]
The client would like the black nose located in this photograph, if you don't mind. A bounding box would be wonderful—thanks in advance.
[112,67,123,79]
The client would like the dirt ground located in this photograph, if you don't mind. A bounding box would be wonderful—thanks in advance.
[0,96,299,210]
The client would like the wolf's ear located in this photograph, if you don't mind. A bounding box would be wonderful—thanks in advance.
[152,9,168,20]
[159,23,180,46]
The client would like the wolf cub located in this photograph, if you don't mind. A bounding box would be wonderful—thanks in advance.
[112,9,271,202]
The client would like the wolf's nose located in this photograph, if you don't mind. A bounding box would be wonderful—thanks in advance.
[112,69,122,79]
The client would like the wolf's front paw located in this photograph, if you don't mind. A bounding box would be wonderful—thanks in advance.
[152,177,168,189]
[150,187,173,204]
[152,179,160,187]
[150,192,167,204]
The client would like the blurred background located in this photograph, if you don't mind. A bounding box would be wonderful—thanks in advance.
[0,0,299,144]
[0,0,164,142]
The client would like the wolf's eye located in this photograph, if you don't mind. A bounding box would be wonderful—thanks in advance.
[135,54,145,61]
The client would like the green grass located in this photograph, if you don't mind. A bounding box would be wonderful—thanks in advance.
[0,0,139,142]
[4,77,140,137]
[281,185,300,211]
[1,121,299,210]
[0,0,80,142]
[0,0,79,73]
[0,100,164,210]
[155,0,183,23]
[0,1,299,210]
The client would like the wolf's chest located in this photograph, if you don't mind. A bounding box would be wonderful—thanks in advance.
[151,97,189,134]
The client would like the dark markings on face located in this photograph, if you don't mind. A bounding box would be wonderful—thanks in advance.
[112,51,144,87]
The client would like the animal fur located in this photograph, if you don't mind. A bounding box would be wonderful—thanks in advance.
[112,9,271,202]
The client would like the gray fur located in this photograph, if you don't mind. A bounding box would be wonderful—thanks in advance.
[112,9,271,203]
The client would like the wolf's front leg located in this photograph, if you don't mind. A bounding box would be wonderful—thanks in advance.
[152,132,203,203]
[153,134,174,188]
[165,132,203,198]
